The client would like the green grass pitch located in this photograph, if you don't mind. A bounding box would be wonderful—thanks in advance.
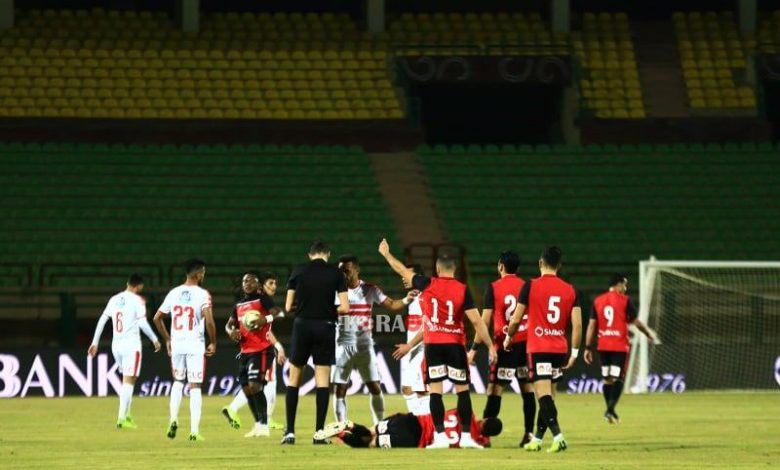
[1,392,778,469]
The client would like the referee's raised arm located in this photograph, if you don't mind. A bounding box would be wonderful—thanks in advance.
[281,241,348,446]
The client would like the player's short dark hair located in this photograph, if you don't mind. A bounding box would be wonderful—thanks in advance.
[259,271,278,283]
[184,258,206,276]
[498,251,520,274]
[339,424,373,448]
[339,254,359,265]
[436,253,457,271]
[406,263,425,276]
[243,270,261,280]
[309,240,330,255]
[609,273,628,287]
[480,417,503,437]
[127,273,143,287]
[541,246,562,268]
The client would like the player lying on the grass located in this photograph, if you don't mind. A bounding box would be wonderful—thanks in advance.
[315,409,502,448]
[467,251,537,447]
[332,254,414,425]
[89,274,161,429]
[584,273,658,424]
[222,270,287,438]
[223,271,287,431]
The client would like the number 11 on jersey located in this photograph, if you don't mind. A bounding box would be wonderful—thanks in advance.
[430,298,455,325]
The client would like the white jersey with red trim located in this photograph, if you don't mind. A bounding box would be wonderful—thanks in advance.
[159,284,212,355]
[335,280,387,351]
[406,295,423,344]
[100,291,147,348]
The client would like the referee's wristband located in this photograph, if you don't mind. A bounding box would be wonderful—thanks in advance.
[570,348,580,358]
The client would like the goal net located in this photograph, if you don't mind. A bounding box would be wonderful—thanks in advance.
[627,259,780,393]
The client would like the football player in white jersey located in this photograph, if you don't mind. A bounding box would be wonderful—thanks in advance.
[89,274,161,429]
[392,264,429,415]
[153,259,217,442]
[332,254,414,425]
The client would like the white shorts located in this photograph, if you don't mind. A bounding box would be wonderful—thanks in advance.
[171,353,205,384]
[331,345,380,384]
[400,345,426,392]
[112,345,142,377]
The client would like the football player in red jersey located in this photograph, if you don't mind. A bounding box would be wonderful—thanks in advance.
[467,251,537,447]
[223,271,285,438]
[314,409,502,448]
[584,274,657,423]
[379,239,496,449]
[505,246,582,453]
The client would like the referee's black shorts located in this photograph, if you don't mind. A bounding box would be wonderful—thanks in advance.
[289,317,337,367]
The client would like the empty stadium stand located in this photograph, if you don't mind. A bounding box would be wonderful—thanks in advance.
[0,142,402,292]
[674,11,756,110]
[0,9,403,119]
[417,142,780,293]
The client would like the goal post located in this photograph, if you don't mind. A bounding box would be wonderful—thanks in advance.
[627,258,780,393]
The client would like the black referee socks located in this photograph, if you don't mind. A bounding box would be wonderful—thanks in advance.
[315,387,329,431]
[285,386,299,434]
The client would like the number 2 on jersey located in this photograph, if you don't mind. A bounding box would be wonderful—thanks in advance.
[430,298,455,325]
[503,295,517,321]
[173,305,195,331]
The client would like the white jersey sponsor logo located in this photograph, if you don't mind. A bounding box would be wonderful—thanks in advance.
[159,285,212,355]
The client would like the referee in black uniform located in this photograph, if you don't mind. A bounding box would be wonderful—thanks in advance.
[281,241,349,445]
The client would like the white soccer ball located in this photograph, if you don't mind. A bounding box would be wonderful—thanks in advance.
[242,310,261,330]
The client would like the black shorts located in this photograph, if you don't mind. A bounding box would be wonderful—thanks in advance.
[424,343,470,385]
[490,341,529,385]
[598,351,628,380]
[289,318,336,367]
[527,352,567,383]
[238,347,276,386]
[375,413,422,448]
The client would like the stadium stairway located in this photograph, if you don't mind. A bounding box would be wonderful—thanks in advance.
[632,21,689,117]
[369,152,445,246]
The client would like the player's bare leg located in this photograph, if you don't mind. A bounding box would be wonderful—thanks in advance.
[366,381,385,424]
[312,365,333,444]
[167,380,185,439]
[281,364,303,444]
[117,375,138,429]
[333,383,349,422]
[453,382,483,449]
[188,382,204,441]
